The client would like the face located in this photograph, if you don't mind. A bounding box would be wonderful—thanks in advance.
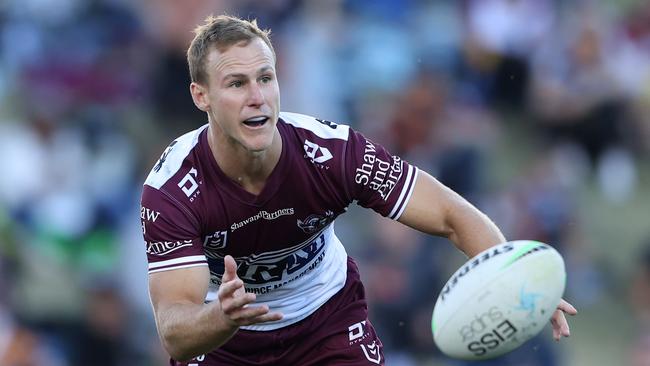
[191,37,280,154]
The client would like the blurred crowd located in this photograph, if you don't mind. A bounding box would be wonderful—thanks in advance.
[0,0,649,365]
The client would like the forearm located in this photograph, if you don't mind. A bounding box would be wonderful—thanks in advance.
[155,300,237,362]
[443,196,506,257]
[398,171,505,257]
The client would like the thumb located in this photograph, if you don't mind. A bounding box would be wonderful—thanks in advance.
[222,255,239,282]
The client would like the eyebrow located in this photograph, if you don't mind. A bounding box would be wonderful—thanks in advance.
[223,66,274,81]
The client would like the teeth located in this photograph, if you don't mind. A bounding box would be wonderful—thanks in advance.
[246,116,267,122]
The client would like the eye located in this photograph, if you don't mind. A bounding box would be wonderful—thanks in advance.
[229,80,243,88]
[260,75,272,84]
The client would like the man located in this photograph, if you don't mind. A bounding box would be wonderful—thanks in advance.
[141,15,577,365]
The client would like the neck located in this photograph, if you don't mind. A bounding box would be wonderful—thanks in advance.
[207,125,282,196]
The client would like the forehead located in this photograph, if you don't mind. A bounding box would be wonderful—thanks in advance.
[206,38,275,78]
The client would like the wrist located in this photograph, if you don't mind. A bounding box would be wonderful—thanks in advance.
[212,300,240,337]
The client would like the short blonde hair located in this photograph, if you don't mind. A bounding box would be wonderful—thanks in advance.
[187,14,274,84]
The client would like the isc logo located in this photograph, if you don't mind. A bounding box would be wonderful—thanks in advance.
[303,139,332,164]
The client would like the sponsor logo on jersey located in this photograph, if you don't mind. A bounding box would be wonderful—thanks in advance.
[146,239,193,255]
[178,167,201,201]
[354,139,403,200]
[241,233,325,285]
[349,320,368,342]
[209,232,326,289]
[231,208,294,232]
[303,139,333,164]
[140,206,160,222]
[315,118,338,129]
[153,140,178,172]
[203,230,228,251]
[297,210,334,234]
[187,354,205,366]
[348,321,381,364]
[187,355,205,366]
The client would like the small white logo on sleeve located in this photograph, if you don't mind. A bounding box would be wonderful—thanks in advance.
[348,321,381,363]
[348,320,367,342]
[178,167,199,198]
[188,353,205,366]
[304,139,332,164]
[361,341,381,364]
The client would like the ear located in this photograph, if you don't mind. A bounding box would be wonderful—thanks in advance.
[190,82,210,112]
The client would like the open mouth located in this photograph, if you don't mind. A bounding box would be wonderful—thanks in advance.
[242,116,269,127]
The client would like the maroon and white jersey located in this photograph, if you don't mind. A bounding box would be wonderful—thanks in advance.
[141,112,418,331]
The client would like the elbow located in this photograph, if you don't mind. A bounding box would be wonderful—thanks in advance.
[170,352,194,363]
[158,325,198,362]
[161,334,195,362]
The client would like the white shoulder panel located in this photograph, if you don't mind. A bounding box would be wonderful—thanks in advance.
[144,124,208,189]
[280,112,349,141]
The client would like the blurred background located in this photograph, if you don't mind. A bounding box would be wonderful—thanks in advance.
[0,0,649,365]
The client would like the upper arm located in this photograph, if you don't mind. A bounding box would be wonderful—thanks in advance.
[342,129,418,219]
[141,184,208,274]
[141,185,209,312]
[149,265,211,314]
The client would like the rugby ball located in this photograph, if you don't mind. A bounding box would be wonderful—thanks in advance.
[432,240,566,360]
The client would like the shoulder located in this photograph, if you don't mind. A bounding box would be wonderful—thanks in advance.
[144,124,209,190]
[280,112,350,141]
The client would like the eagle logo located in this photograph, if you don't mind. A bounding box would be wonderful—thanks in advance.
[297,210,334,233]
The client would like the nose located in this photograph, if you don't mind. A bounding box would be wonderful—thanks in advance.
[247,83,265,108]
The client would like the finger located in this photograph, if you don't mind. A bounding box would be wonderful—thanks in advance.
[230,304,272,321]
[222,293,257,313]
[550,313,560,341]
[222,255,239,282]
[218,278,245,297]
[249,311,284,323]
[235,308,284,325]
[551,309,570,340]
[557,299,578,315]
[242,313,284,325]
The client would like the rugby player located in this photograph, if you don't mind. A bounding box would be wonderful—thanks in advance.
[141,15,577,365]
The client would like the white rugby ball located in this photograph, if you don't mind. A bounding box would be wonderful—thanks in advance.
[432,240,566,360]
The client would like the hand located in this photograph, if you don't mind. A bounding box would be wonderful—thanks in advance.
[217,255,283,328]
[550,298,578,341]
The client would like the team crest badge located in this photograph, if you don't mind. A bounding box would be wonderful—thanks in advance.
[203,230,228,250]
[297,210,334,234]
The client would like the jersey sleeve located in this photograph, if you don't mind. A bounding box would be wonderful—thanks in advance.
[343,129,419,220]
[140,184,207,274]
